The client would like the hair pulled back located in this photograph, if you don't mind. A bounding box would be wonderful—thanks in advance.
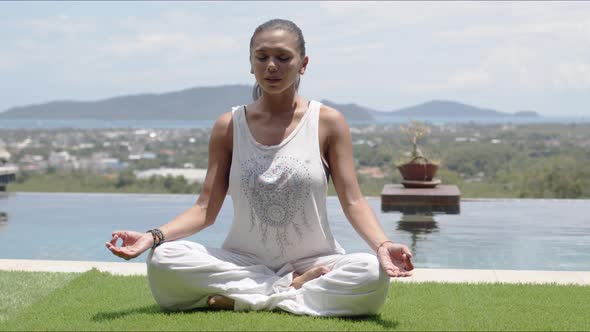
[250,19,306,100]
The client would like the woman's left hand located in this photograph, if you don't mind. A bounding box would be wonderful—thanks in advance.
[377,242,414,277]
[105,230,153,260]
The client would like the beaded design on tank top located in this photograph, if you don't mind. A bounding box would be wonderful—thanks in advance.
[241,155,313,256]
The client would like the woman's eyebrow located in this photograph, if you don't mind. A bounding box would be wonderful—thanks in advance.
[254,47,293,54]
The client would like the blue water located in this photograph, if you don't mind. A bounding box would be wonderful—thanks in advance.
[0,119,217,130]
[0,116,588,129]
[371,115,590,126]
[1,192,589,271]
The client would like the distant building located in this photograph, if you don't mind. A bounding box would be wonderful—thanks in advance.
[19,154,47,172]
[100,158,128,171]
[0,165,17,192]
[13,138,32,150]
[0,148,10,165]
[135,168,208,184]
[48,151,79,171]
[358,167,386,179]
[353,139,376,148]
[465,172,486,183]
[78,152,128,173]
[544,139,561,148]
[74,143,96,150]
[142,152,157,160]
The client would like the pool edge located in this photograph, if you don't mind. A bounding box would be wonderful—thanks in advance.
[1,258,588,285]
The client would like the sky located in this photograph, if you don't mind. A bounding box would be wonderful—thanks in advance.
[1,1,589,116]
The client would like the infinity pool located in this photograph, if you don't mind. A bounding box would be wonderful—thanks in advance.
[0,192,588,271]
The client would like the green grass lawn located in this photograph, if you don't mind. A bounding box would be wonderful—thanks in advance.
[1,269,589,331]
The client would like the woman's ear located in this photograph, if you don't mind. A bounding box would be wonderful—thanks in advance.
[299,56,309,75]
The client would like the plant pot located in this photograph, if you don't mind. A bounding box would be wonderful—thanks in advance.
[397,162,439,181]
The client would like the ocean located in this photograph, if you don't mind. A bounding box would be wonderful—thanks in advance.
[1,116,589,130]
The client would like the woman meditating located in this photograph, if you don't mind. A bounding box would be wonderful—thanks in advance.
[106,18,414,317]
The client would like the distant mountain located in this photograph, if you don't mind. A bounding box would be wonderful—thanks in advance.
[0,85,253,121]
[372,100,540,118]
[0,85,373,121]
[0,88,539,122]
[320,100,374,121]
[513,111,540,117]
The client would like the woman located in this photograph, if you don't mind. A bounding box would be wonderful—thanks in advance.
[106,18,414,317]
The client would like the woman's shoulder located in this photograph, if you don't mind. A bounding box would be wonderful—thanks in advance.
[318,102,349,133]
[214,111,234,129]
[210,111,234,146]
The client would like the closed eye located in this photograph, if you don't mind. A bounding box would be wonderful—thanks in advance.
[256,55,290,62]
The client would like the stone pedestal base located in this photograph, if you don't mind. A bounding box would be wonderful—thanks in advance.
[381,184,461,215]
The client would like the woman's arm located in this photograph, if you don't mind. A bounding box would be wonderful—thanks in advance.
[158,111,233,241]
[106,112,233,260]
[320,106,413,276]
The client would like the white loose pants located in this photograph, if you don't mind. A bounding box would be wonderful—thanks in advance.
[146,241,390,316]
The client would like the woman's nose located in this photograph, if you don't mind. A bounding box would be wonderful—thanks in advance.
[267,62,277,72]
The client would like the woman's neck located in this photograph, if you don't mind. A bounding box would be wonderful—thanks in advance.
[257,87,302,115]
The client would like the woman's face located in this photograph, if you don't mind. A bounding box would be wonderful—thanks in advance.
[250,29,308,96]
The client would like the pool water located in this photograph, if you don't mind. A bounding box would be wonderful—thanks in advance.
[0,192,588,271]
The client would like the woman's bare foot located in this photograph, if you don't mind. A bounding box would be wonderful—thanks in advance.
[207,295,235,310]
[291,266,330,289]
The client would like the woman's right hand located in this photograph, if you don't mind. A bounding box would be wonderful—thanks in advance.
[105,230,154,260]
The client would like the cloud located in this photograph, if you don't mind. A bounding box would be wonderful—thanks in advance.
[99,32,238,66]
[93,8,243,64]
[0,54,17,70]
[448,70,490,89]
[14,39,39,51]
[399,69,491,95]
[554,62,590,89]
[436,20,590,39]
[480,45,540,87]
[17,14,95,39]
[331,42,386,55]
[101,33,193,56]
[318,1,461,25]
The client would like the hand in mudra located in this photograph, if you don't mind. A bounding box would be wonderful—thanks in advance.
[105,230,153,260]
[377,242,414,277]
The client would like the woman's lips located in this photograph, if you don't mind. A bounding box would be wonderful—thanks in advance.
[265,78,282,84]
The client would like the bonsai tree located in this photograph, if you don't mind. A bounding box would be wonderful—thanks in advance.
[400,120,432,164]
[397,121,439,182]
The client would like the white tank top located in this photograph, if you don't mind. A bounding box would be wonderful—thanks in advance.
[222,100,345,269]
